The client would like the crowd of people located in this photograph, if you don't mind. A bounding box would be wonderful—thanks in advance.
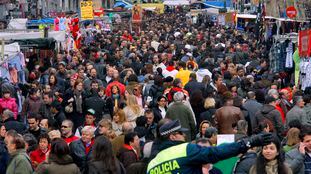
[0,11,311,174]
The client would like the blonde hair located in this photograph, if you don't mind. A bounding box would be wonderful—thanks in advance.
[204,97,216,109]
[126,95,141,115]
[286,128,300,146]
[114,109,127,123]
[98,118,112,130]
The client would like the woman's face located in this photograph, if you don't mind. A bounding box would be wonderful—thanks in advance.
[76,83,83,91]
[158,98,167,107]
[49,76,56,84]
[99,124,109,135]
[201,123,210,135]
[3,93,10,99]
[112,86,119,94]
[262,143,278,161]
[113,114,120,122]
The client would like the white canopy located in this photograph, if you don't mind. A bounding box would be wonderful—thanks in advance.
[7,18,27,30]
[4,42,20,58]
[0,31,66,43]
[164,0,190,6]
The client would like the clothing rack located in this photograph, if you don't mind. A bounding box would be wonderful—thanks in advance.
[273,33,298,44]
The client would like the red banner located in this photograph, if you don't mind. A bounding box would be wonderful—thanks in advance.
[299,29,310,57]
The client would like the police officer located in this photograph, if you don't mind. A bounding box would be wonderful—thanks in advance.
[147,119,273,174]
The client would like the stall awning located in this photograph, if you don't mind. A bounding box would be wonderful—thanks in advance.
[13,38,56,49]
[0,31,66,43]
[163,0,190,6]
[203,1,230,9]
[113,1,133,8]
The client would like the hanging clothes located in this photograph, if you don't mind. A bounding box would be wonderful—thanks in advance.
[300,58,311,90]
[285,42,293,68]
[293,49,300,87]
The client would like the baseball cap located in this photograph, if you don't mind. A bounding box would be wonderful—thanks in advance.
[86,108,95,115]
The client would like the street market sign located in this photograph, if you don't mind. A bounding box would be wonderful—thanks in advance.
[80,1,94,20]
[286,6,297,19]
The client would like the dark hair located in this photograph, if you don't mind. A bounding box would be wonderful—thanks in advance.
[299,125,311,141]
[154,75,163,86]
[27,112,40,121]
[255,137,289,174]
[50,138,70,157]
[23,133,37,153]
[288,119,302,130]
[29,88,39,95]
[124,132,138,145]
[189,73,197,80]
[38,133,51,144]
[212,73,222,83]
[92,136,117,174]
[48,74,58,86]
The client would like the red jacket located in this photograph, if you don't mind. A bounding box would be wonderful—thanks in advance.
[30,147,49,168]
[63,135,79,144]
[105,81,126,97]
[0,98,18,119]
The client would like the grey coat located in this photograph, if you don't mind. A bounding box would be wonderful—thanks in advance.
[285,147,305,174]
[243,99,262,132]
[286,106,308,127]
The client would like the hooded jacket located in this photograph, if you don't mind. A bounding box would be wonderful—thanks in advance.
[0,97,18,119]
[255,104,284,137]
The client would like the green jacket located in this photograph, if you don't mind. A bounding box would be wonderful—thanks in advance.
[166,102,196,141]
[6,149,33,174]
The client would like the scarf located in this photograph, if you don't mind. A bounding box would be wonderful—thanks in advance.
[74,90,83,113]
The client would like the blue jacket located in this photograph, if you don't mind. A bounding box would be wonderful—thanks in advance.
[147,141,248,174]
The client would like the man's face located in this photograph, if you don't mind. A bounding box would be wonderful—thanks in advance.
[298,99,305,108]
[303,135,311,152]
[81,131,93,144]
[28,118,39,130]
[145,113,154,125]
[85,115,95,125]
[40,119,49,130]
[170,132,186,142]
[4,135,16,154]
[130,135,140,149]
[91,83,99,89]
[58,64,65,73]
[61,122,72,136]
[107,67,114,77]
[43,95,52,104]
[90,69,97,78]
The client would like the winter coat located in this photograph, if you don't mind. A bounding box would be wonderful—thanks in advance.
[3,117,26,134]
[148,85,165,108]
[0,139,9,174]
[69,139,93,173]
[286,105,308,127]
[249,159,292,174]
[117,144,139,169]
[215,106,244,134]
[184,80,206,96]
[84,94,106,122]
[30,148,49,169]
[25,127,47,141]
[22,97,42,116]
[6,149,33,174]
[285,147,305,174]
[166,102,196,141]
[243,99,263,133]
[35,154,80,174]
[87,159,125,174]
[255,104,284,137]
[200,108,216,126]
[0,97,18,119]
[233,151,257,174]
[303,103,311,125]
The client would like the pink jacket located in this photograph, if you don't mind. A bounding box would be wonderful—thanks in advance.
[0,98,18,119]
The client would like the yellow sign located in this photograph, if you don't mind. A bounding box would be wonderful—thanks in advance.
[80,1,94,20]
[140,3,164,14]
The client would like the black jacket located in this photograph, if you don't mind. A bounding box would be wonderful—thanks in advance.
[84,93,106,122]
[148,85,164,108]
[25,127,47,141]
[152,106,167,123]
[87,159,125,174]
[233,151,257,174]
[69,139,93,174]
[3,117,26,134]
[184,80,205,96]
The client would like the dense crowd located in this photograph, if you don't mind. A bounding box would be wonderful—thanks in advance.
[0,11,311,174]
